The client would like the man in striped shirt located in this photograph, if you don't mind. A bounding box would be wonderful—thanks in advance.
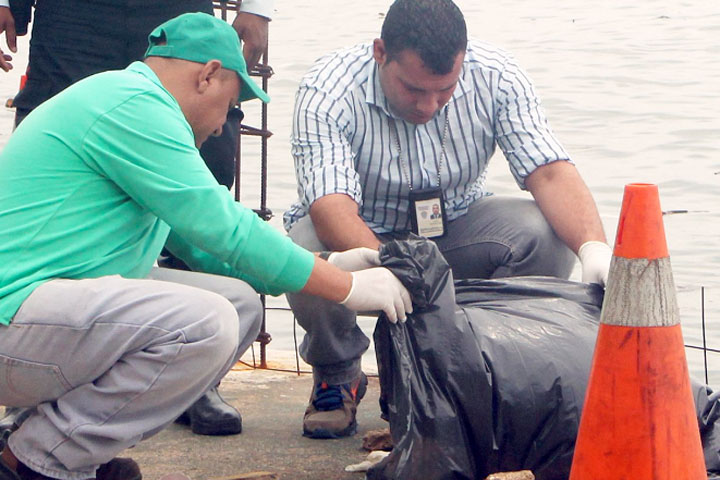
[285,0,613,439]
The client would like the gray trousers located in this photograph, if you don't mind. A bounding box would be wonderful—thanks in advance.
[286,196,576,385]
[0,268,262,480]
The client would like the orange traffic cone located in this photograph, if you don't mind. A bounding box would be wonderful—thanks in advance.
[569,183,706,479]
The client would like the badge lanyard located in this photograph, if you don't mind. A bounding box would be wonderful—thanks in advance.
[392,105,450,239]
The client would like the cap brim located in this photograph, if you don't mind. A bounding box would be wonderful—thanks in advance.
[238,72,270,103]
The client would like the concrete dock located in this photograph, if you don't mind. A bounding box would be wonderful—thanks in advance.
[129,365,387,480]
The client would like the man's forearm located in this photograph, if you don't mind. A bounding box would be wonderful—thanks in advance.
[310,194,381,251]
[526,161,607,254]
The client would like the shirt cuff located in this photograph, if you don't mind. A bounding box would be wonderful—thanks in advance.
[239,0,274,20]
[0,1,10,9]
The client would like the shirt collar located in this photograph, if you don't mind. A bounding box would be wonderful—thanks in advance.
[127,61,164,87]
[365,60,393,116]
[126,61,183,111]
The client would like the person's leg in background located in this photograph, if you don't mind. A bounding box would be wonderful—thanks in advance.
[12,1,129,126]
[286,216,371,439]
[13,0,217,126]
[0,271,261,480]
[12,0,239,193]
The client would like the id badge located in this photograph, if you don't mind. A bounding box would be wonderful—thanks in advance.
[409,187,447,239]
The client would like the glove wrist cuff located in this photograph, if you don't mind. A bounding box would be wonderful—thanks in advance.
[339,272,356,305]
[578,241,611,262]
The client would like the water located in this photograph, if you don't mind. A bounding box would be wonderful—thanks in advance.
[1,1,718,382]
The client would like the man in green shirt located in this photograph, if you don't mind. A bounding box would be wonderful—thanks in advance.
[0,13,411,480]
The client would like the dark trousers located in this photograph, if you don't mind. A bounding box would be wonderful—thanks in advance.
[13,0,238,188]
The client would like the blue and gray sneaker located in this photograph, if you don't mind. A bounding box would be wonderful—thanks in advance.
[302,372,368,439]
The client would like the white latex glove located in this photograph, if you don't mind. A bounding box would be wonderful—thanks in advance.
[578,241,612,287]
[328,247,381,272]
[340,267,413,323]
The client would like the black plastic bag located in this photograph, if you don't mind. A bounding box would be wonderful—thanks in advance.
[698,384,720,479]
[369,238,720,480]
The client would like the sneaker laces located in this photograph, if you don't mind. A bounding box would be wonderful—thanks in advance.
[312,382,348,411]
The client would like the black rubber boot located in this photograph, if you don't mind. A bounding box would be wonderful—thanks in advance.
[175,386,242,436]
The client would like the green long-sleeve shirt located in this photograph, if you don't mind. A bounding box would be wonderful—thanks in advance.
[0,62,314,325]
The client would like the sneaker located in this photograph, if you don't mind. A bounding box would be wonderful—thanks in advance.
[302,373,368,439]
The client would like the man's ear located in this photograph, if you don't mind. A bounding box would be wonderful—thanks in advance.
[197,59,224,93]
[373,38,387,67]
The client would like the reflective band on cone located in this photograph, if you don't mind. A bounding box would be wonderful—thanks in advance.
[569,183,706,480]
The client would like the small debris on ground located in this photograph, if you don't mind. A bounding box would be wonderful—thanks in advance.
[362,428,393,451]
[485,471,535,480]
[208,472,279,480]
[345,451,391,472]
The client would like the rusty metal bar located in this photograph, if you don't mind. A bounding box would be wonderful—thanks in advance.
[216,0,275,369]
[213,0,242,12]
[255,42,272,369]
[212,0,241,20]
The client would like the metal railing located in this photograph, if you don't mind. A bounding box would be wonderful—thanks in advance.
[214,1,275,368]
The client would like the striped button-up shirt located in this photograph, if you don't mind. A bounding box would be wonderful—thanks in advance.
[283,40,571,234]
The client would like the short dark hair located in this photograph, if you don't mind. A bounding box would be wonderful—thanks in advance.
[381,0,467,75]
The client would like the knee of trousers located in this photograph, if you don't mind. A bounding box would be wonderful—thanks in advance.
[287,215,328,251]
[516,204,576,277]
[212,277,263,353]
[286,216,357,331]
[513,202,565,249]
[182,293,242,371]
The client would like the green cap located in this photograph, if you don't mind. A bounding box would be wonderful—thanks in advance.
[144,12,270,103]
